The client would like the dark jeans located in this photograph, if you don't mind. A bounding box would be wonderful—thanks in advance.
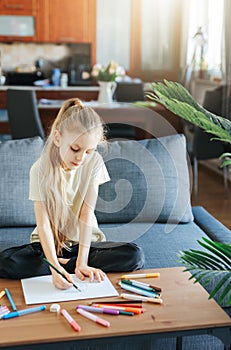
[0,241,145,279]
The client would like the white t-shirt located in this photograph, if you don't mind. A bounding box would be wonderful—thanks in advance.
[29,151,110,244]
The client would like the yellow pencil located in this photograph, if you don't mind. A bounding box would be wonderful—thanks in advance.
[0,290,6,300]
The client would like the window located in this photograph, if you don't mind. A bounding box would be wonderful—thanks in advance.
[96,0,224,82]
[96,0,131,69]
[141,0,178,71]
[186,0,224,73]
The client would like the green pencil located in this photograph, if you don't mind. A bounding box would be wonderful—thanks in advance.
[43,258,81,292]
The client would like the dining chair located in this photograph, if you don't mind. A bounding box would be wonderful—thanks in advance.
[106,123,137,139]
[192,126,228,201]
[114,82,144,102]
[192,89,229,201]
[6,89,45,140]
[106,82,145,139]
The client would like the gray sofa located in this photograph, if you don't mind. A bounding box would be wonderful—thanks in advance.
[0,135,230,350]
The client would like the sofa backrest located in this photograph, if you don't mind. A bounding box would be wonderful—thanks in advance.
[95,134,193,224]
[0,134,193,228]
[0,137,44,227]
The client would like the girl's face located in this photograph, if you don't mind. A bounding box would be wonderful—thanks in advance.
[54,129,99,171]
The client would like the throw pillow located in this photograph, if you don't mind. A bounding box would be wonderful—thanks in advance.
[95,134,193,224]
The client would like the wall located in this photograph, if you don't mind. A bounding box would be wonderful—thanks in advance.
[0,42,91,74]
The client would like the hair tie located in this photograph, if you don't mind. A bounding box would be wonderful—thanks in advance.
[70,101,76,107]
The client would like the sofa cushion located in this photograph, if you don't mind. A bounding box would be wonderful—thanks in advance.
[95,134,193,224]
[0,137,44,227]
[99,221,208,269]
[0,226,34,251]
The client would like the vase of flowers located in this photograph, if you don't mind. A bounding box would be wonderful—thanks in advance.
[91,61,125,103]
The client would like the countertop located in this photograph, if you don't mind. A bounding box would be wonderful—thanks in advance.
[38,100,141,109]
[0,82,152,92]
[0,85,100,91]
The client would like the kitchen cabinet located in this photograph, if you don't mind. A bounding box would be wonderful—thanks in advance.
[35,0,49,42]
[36,0,96,62]
[0,0,37,41]
[47,0,96,44]
[0,0,96,55]
[0,0,35,14]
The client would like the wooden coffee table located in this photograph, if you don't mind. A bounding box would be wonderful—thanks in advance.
[0,267,230,350]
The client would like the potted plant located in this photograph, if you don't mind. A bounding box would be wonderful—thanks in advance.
[146,80,231,306]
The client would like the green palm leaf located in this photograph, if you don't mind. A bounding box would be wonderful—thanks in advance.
[187,250,228,269]
[146,80,231,145]
[197,238,231,266]
[210,273,231,304]
[179,238,231,306]
[188,270,220,285]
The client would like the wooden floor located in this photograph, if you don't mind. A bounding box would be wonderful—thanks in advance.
[191,164,231,230]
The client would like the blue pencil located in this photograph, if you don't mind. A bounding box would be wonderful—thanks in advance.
[2,305,46,319]
[119,282,159,298]
[5,288,17,311]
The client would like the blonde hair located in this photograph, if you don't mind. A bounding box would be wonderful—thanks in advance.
[39,98,106,254]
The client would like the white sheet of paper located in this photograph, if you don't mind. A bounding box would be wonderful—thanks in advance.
[21,274,119,305]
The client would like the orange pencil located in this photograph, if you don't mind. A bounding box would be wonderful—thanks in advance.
[92,303,145,314]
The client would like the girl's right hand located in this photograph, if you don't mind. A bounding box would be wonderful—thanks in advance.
[51,267,73,290]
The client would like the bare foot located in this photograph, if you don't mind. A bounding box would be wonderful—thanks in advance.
[58,257,70,265]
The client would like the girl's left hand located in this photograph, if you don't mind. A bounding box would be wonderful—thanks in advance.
[74,264,106,282]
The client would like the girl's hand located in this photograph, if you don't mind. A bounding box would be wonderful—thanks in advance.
[75,264,106,282]
[51,267,74,290]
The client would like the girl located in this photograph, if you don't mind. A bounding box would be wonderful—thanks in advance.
[0,98,144,289]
